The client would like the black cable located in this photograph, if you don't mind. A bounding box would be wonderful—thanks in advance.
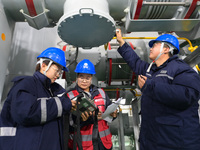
[73,95,83,150]
[92,108,99,150]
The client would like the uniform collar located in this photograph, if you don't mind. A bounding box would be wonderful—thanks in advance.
[34,71,52,89]
[152,55,178,71]
[75,84,99,98]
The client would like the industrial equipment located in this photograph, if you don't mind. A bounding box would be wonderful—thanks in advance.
[0,0,200,149]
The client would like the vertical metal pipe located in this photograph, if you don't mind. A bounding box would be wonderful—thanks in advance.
[131,97,140,150]
[118,107,126,150]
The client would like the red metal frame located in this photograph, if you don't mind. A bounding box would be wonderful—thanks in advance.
[116,88,120,100]
[25,0,37,17]
[133,0,143,19]
[184,0,199,19]
[108,43,112,86]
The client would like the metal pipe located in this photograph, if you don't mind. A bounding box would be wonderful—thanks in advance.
[108,58,112,86]
[142,1,190,6]
[118,106,126,150]
[131,98,140,150]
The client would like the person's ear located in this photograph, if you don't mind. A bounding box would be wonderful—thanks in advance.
[41,62,47,71]
[164,47,170,54]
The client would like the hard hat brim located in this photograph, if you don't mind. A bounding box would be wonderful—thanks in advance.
[149,40,156,48]
[63,67,69,72]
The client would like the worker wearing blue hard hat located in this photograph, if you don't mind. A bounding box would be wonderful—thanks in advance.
[37,47,68,72]
[0,47,72,150]
[116,29,200,150]
[75,59,96,74]
[66,59,117,150]
[148,34,180,54]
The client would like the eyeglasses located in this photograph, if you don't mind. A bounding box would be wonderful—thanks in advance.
[152,42,161,48]
[78,77,92,83]
[51,66,63,76]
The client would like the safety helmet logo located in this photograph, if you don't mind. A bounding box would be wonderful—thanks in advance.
[75,59,96,74]
[83,63,89,69]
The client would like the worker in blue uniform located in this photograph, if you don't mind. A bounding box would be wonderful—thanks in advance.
[0,47,72,150]
[116,29,200,150]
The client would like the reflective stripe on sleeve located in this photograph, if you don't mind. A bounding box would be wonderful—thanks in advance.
[98,89,106,105]
[38,97,63,124]
[39,98,48,124]
[146,73,152,77]
[54,97,63,117]
[99,128,111,138]
[156,74,174,80]
[68,91,75,99]
[0,127,16,136]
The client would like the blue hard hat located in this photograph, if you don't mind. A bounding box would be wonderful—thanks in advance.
[149,34,180,54]
[75,59,96,74]
[37,47,68,71]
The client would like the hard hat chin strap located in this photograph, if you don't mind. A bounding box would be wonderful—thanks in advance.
[168,46,174,55]
[147,42,164,73]
[146,61,154,73]
[154,42,165,61]
[147,42,175,73]
[36,58,53,75]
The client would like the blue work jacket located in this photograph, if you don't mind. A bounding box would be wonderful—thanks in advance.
[118,43,200,150]
[0,71,72,150]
